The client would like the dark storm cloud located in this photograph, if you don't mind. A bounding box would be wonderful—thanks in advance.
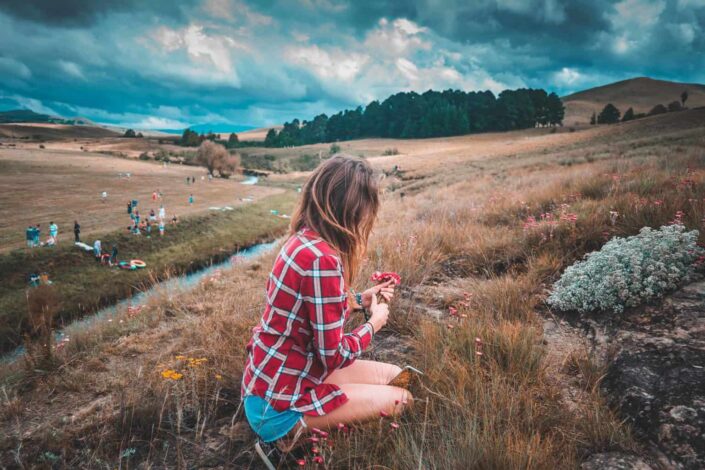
[0,0,703,128]
[0,0,196,27]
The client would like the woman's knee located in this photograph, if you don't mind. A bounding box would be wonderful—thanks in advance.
[384,363,402,384]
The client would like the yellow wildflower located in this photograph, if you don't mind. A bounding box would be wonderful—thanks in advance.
[161,369,183,380]
[175,355,187,360]
[215,374,223,380]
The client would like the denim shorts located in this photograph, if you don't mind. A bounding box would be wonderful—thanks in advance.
[243,395,303,443]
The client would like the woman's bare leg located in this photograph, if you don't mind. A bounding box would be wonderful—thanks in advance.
[281,362,410,446]
[324,360,401,386]
[303,383,412,429]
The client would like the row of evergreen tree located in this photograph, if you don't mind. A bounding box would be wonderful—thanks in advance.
[264,88,565,147]
[591,90,690,125]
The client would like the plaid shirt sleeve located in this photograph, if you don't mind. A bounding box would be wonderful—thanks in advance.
[301,254,374,375]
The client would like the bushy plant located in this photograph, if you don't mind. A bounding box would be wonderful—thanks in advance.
[548,224,703,313]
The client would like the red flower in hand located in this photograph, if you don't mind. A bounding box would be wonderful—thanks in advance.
[370,271,401,285]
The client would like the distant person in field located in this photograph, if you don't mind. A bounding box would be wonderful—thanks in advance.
[189,194,194,205]
[149,209,156,221]
[74,220,81,242]
[127,201,132,215]
[49,221,58,244]
[158,220,165,236]
[134,210,140,226]
[101,191,108,203]
[186,176,190,185]
[146,220,152,238]
[171,214,178,225]
[152,191,157,202]
[34,224,41,247]
[159,205,166,220]
[110,245,118,265]
[25,226,33,247]
[93,239,102,259]
[241,155,407,464]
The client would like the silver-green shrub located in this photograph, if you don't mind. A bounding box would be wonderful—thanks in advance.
[548,224,703,313]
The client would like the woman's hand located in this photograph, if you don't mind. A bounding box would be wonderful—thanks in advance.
[361,280,395,308]
[367,291,390,333]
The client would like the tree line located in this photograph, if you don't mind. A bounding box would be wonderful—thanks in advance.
[178,129,243,148]
[591,90,690,125]
[264,88,565,147]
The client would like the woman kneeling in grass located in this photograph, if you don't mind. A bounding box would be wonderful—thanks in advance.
[241,155,412,467]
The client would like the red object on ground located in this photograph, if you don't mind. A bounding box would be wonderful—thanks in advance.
[370,271,401,285]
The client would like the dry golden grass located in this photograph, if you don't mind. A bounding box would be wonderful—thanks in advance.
[1,110,704,468]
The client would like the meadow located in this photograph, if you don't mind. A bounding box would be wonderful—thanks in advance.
[1,108,704,468]
[0,147,280,251]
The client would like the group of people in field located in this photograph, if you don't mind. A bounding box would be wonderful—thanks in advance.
[25,222,59,247]
[127,190,174,237]
[91,239,119,266]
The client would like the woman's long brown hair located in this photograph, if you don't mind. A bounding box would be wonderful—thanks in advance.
[291,154,379,287]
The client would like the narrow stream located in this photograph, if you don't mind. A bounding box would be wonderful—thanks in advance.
[3,240,279,362]
[241,176,259,185]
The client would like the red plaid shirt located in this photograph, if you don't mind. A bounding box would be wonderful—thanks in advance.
[241,228,374,416]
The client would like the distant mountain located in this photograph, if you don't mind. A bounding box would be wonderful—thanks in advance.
[0,109,58,123]
[159,123,256,135]
[562,77,705,125]
[0,109,100,126]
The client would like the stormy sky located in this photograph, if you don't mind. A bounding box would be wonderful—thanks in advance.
[0,0,703,130]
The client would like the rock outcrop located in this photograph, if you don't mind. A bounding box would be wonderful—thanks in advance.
[586,280,705,469]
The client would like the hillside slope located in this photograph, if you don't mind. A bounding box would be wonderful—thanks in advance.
[562,77,705,125]
[0,123,120,140]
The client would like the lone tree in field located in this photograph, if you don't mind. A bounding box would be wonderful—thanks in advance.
[622,107,635,122]
[123,128,137,138]
[196,140,240,178]
[590,111,597,125]
[196,141,240,177]
[681,90,689,107]
[597,104,620,124]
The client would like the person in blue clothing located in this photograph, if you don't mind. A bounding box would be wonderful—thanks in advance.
[188,194,194,205]
[26,226,33,247]
[49,221,59,245]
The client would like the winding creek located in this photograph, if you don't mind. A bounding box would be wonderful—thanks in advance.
[3,240,279,362]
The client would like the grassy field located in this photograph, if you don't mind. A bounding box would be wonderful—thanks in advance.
[0,191,296,353]
[0,147,281,251]
[1,110,704,468]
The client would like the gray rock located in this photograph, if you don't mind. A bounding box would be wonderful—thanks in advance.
[579,280,705,469]
[581,452,653,470]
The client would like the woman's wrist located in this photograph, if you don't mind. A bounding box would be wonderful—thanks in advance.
[366,317,382,334]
